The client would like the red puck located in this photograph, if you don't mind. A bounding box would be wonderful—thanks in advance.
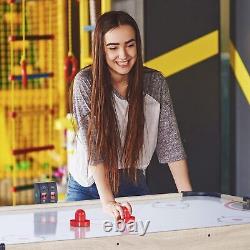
[70,209,90,227]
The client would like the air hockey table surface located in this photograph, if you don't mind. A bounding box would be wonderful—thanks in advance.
[0,192,250,250]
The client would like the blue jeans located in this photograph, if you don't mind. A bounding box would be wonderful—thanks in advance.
[66,169,150,201]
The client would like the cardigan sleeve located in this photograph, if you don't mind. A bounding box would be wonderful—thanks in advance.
[154,72,187,163]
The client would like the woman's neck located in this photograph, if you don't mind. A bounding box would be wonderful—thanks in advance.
[111,75,128,98]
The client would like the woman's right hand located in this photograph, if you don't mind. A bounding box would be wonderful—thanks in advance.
[102,201,132,221]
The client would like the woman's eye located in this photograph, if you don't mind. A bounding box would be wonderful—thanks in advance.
[128,43,135,47]
[108,47,117,50]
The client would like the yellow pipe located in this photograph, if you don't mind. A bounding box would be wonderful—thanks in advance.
[101,0,111,14]
[230,41,250,105]
[57,0,67,119]
[57,0,67,165]
[0,108,12,170]
[48,0,53,180]
[10,2,17,206]
[80,0,90,68]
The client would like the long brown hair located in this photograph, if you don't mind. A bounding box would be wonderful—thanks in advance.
[89,11,144,194]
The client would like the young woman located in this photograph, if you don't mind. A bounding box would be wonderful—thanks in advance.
[67,11,192,220]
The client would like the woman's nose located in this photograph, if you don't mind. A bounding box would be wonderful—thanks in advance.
[118,48,127,59]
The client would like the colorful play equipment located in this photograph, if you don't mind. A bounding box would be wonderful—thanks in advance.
[0,0,67,205]
[0,0,111,206]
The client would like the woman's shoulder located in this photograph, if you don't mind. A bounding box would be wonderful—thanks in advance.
[73,66,92,92]
[143,66,166,90]
[75,65,92,82]
[142,67,167,102]
[143,66,165,82]
[72,66,93,97]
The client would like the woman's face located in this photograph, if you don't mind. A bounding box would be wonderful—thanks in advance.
[104,25,137,80]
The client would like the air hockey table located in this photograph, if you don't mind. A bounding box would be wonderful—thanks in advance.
[0,192,250,250]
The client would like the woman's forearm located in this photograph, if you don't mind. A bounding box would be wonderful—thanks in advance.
[89,163,115,204]
[168,159,192,192]
[89,164,132,219]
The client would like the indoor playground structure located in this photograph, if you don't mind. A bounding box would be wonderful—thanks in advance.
[0,0,111,206]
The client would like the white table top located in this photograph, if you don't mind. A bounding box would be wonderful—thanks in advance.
[0,193,249,245]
